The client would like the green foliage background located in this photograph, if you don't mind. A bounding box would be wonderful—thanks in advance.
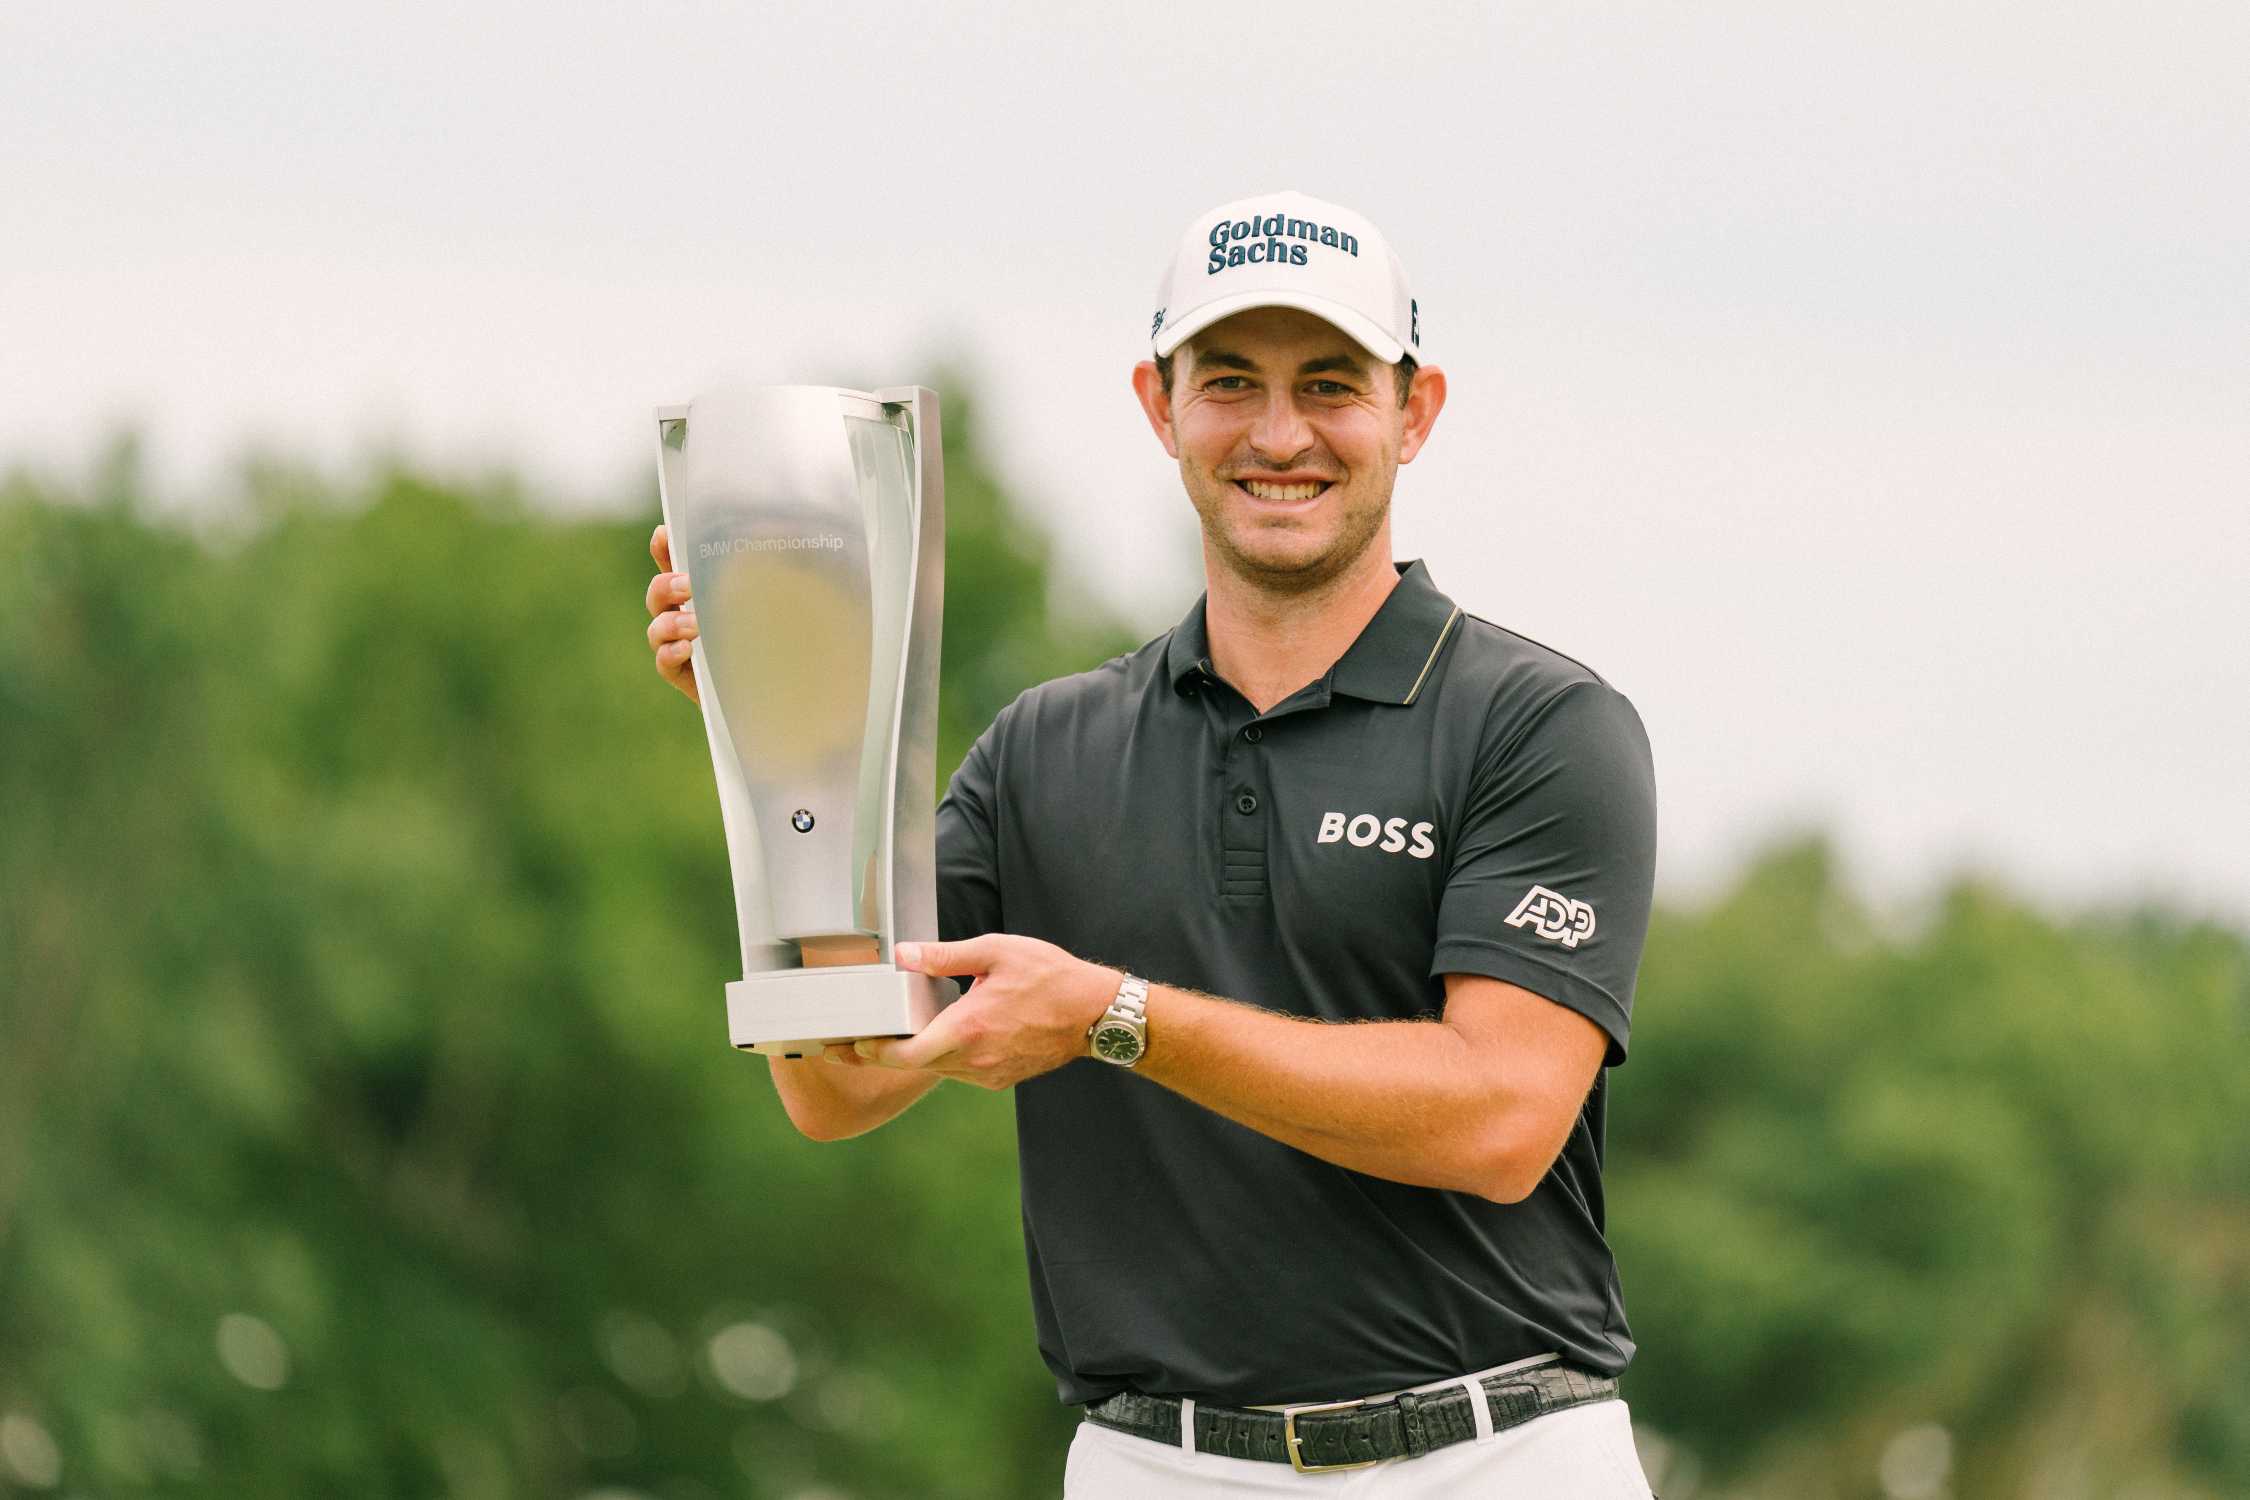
[1,415,2244,1499]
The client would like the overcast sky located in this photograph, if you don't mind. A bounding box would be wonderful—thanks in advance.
[6,2,2246,922]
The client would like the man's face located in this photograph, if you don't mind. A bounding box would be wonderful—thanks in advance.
[1133,306,1442,594]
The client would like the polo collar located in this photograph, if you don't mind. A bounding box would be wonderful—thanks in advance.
[1164,560,1466,707]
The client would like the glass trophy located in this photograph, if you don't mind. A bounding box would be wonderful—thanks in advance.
[653,386,956,1056]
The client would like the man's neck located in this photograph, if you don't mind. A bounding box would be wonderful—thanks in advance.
[1202,543,1402,715]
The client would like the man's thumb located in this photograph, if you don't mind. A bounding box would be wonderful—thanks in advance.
[894,937,985,975]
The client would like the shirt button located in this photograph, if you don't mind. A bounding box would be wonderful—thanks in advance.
[1235,792,1259,815]
[1243,726,1263,743]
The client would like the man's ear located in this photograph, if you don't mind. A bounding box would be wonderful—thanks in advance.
[1130,360,1180,458]
[1396,364,1447,464]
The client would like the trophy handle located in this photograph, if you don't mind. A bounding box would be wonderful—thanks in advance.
[870,387,944,960]
[653,402,793,976]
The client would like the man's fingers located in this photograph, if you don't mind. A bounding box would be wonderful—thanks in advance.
[894,935,1002,978]
[653,638,700,703]
[644,568,693,618]
[646,531,697,703]
[856,1004,968,1070]
[647,608,699,650]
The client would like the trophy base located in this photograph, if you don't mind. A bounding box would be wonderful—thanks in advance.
[726,967,959,1056]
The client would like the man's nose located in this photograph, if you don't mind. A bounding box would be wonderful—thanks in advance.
[1248,390,1315,463]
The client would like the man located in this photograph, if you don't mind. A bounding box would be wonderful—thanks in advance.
[645,191,1659,1496]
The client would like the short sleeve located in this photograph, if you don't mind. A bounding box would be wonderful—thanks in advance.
[936,719,1005,944]
[1430,682,1657,1066]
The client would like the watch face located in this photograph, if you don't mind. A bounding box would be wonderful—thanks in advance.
[1092,1023,1143,1064]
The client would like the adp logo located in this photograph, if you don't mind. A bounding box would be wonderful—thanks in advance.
[1505,885,1597,949]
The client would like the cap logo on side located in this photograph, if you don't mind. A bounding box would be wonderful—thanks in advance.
[1206,212,1360,276]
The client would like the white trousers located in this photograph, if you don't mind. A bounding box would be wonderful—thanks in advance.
[1064,1397,1655,1498]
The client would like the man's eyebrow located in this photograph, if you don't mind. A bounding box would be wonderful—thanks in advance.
[1191,349,1372,378]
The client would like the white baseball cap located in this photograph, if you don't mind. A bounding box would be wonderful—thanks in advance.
[1149,189,1424,366]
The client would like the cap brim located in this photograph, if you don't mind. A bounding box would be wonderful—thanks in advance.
[1153,288,1407,365]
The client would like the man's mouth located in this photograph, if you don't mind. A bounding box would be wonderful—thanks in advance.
[1235,479,1332,502]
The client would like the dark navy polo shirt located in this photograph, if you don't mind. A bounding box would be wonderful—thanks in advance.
[934,559,1657,1408]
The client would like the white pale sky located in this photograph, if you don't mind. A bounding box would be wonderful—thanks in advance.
[6,2,2246,922]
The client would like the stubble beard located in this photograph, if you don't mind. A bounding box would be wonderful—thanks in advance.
[1184,457,1395,599]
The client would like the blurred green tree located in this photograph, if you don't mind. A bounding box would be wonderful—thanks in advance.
[0,416,1139,1499]
[1610,839,2250,1498]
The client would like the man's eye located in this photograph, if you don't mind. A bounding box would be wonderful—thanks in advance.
[1209,376,1249,390]
[1312,381,1352,396]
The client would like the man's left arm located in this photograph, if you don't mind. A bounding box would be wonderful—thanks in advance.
[1138,973,1612,1203]
[854,681,1656,1204]
[854,944,1600,1200]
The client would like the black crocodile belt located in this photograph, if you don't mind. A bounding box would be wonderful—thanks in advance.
[1083,1360,1620,1473]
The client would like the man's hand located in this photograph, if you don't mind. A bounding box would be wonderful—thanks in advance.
[854,936,1119,1090]
[645,523,700,704]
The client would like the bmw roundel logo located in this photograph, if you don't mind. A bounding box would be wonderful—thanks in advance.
[790,809,815,833]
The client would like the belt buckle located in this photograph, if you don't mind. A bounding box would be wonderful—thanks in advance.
[1280,1397,1382,1474]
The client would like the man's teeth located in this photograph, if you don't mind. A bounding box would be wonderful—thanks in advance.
[1241,480,1326,501]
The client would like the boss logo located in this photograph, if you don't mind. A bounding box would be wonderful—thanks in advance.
[1505,885,1597,949]
[1316,812,1436,860]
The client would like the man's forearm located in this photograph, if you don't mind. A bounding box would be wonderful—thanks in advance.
[850,938,1604,1198]
[766,938,942,1141]
[768,1055,940,1141]
[1137,986,1530,1201]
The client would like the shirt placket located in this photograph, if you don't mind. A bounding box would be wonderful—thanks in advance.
[1198,664,1329,906]
[1220,711,1268,904]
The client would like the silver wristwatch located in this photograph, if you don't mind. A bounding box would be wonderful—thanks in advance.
[1087,974,1150,1067]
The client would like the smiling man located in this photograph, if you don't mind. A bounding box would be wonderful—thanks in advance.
[645,190,1659,1496]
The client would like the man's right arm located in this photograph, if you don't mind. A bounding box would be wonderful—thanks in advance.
[645,522,951,1142]
[767,1052,942,1140]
